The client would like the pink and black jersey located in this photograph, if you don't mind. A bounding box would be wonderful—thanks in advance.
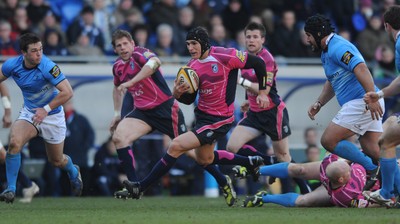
[320,154,367,207]
[187,46,248,117]
[241,48,283,112]
[112,47,172,110]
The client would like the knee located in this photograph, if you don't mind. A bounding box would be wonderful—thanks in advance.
[48,156,65,168]
[289,164,306,177]
[320,137,334,152]
[196,156,213,166]
[167,140,187,158]
[112,131,124,146]
[226,142,240,153]
[8,137,24,154]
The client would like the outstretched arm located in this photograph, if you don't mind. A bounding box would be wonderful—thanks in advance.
[308,80,335,120]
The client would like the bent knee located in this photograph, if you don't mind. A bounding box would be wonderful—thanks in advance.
[196,157,213,166]
[226,143,240,153]
[290,164,307,177]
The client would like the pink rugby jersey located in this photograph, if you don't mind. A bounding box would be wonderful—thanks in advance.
[112,47,172,110]
[320,154,367,207]
[241,48,283,112]
[187,46,248,117]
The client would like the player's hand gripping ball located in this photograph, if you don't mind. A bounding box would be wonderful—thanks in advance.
[176,66,199,94]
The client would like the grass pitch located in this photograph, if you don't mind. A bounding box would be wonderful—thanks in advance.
[1,196,398,224]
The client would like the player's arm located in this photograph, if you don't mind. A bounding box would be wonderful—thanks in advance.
[118,57,161,90]
[0,82,12,128]
[242,54,269,108]
[364,76,400,104]
[49,79,73,110]
[112,85,123,118]
[308,80,335,120]
[173,78,197,105]
[353,63,383,120]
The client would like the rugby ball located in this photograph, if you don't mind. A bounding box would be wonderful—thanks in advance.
[176,66,199,94]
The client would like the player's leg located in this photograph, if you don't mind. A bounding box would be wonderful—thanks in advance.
[259,161,320,180]
[112,117,151,181]
[123,131,200,198]
[321,122,377,171]
[368,115,400,203]
[0,120,36,203]
[45,142,81,196]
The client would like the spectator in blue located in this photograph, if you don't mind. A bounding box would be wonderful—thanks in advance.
[66,5,105,52]
[60,99,95,196]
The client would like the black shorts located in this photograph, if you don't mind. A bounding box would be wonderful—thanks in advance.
[238,104,291,141]
[126,98,187,139]
[192,108,234,145]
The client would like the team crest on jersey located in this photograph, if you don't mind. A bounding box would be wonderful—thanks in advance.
[49,65,61,78]
[340,51,354,65]
[212,64,218,73]
[236,50,246,63]
[130,61,134,70]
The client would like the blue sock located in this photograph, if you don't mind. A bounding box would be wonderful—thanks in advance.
[333,140,377,171]
[260,162,289,178]
[63,155,78,179]
[263,193,299,207]
[141,153,177,191]
[5,153,21,193]
[203,165,227,186]
[117,146,137,181]
[380,158,397,199]
[394,166,400,195]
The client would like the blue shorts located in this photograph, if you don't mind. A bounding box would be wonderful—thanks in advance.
[238,104,291,141]
[126,99,187,139]
[192,108,235,145]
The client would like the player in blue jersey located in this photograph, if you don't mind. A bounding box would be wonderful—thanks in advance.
[304,14,383,191]
[363,5,400,207]
[0,33,82,203]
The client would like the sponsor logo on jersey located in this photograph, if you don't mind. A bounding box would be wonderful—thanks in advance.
[143,51,153,59]
[340,51,354,65]
[236,50,245,62]
[130,61,134,70]
[49,65,61,78]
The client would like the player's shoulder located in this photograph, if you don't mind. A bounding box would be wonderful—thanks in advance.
[3,55,23,67]
[134,46,157,59]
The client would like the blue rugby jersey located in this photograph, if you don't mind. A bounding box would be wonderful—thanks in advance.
[2,55,65,114]
[321,34,379,106]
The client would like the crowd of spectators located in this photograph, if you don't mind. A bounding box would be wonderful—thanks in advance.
[1,0,399,68]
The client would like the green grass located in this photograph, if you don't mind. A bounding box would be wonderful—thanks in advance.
[0,196,398,224]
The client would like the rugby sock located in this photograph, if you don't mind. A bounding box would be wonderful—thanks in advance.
[212,150,253,166]
[394,166,400,195]
[262,193,299,207]
[18,169,33,188]
[117,146,138,181]
[379,157,397,199]
[237,144,277,165]
[140,153,177,191]
[260,162,289,178]
[5,153,21,192]
[204,165,227,186]
[291,159,312,194]
[333,140,377,171]
[64,155,78,179]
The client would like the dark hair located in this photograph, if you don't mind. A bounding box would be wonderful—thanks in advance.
[383,5,400,30]
[19,33,41,52]
[304,14,335,49]
[81,5,94,15]
[186,26,210,57]
[111,29,133,47]
[244,22,266,38]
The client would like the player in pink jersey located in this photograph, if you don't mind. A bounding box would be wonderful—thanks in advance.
[243,153,383,208]
[110,30,239,206]
[226,22,311,194]
[123,27,269,205]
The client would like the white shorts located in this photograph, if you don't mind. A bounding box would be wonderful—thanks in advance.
[18,107,66,144]
[332,98,384,135]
